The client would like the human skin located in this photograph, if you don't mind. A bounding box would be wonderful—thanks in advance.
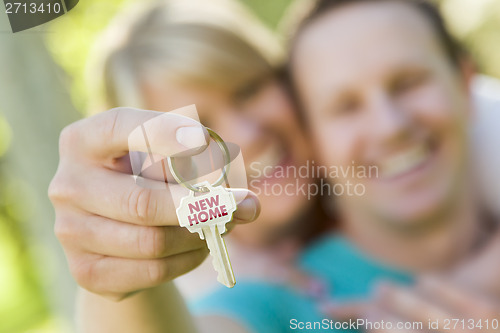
[140,78,314,248]
[52,1,498,331]
[140,78,318,298]
[50,79,314,332]
[292,1,478,271]
[48,108,261,301]
[292,1,500,329]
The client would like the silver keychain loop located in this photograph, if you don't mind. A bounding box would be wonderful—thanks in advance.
[167,128,230,192]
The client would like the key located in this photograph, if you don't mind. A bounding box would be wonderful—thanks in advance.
[176,181,237,288]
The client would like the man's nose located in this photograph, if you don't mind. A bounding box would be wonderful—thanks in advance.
[368,92,411,144]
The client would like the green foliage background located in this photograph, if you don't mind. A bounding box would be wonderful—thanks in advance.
[0,0,498,332]
[44,0,500,114]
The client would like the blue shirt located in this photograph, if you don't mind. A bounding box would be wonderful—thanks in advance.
[190,235,413,333]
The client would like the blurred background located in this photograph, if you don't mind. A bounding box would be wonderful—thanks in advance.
[0,0,499,332]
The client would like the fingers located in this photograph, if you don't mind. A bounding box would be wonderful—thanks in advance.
[417,276,500,322]
[322,280,500,333]
[319,300,422,333]
[68,248,208,298]
[55,213,206,259]
[372,279,500,333]
[229,188,261,223]
[60,107,209,161]
[138,154,194,183]
[417,277,472,314]
[50,165,261,226]
[52,166,178,226]
[364,307,420,333]
[377,283,454,323]
[51,106,261,301]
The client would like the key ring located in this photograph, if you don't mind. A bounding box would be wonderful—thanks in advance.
[167,127,230,192]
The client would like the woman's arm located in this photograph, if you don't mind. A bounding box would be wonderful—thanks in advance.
[77,283,196,333]
[77,283,249,333]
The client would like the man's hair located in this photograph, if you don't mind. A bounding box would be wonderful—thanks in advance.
[289,0,464,67]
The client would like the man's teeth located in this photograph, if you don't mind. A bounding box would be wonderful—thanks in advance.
[379,144,430,179]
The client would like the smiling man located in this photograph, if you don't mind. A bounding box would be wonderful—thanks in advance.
[292,0,476,270]
[289,0,499,329]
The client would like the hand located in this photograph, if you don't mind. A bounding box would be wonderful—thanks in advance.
[49,107,260,301]
[323,277,500,332]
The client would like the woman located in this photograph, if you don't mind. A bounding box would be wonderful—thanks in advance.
[87,0,334,296]
[53,0,333,331]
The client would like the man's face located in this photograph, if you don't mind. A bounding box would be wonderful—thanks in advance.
[293,2,471,227]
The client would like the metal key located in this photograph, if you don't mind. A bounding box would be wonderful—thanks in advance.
[176,181,237,288]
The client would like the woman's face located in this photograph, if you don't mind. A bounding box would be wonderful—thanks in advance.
[141,77,313,245]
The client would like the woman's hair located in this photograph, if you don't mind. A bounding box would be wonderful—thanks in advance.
[87,0,284,113]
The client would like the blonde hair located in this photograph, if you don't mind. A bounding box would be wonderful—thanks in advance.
[87,0,284,113]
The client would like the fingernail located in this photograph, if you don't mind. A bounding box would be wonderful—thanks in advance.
[230,189,250,203]
[227,189,260,221]
[176,126,207,150]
